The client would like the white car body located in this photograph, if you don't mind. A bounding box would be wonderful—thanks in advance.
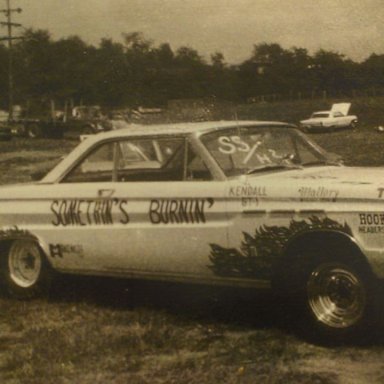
[300,103,358,131]
[0,120,382,338]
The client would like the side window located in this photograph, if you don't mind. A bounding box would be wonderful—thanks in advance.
[186,144,212,181]
[63,142,116,182]
[63,137,213,183]
[117,138,185,181]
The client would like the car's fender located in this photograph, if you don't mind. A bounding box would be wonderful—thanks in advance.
[272,226,372,292]
[0,226,53,267]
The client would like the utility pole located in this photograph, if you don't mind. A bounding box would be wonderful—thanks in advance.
[0,0,22,121]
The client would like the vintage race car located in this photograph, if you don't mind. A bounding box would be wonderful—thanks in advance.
[300,103,358,132]
[0,121,383,340]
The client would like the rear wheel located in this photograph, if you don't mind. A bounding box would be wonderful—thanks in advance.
[1,239,51,299]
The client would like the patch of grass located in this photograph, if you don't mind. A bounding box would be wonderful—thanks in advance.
[0,282,382,383]
[309,129,384,166]
[0,138,75,154]
[236,96,384,129]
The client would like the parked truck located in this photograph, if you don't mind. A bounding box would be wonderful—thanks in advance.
[10,102,112,139]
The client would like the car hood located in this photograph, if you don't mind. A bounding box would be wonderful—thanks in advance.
[330,102,351,116]
[234,166,384,203]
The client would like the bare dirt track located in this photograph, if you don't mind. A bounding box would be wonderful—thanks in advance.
[1,129,384,383]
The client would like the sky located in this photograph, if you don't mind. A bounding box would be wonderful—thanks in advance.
[8,0,384,63]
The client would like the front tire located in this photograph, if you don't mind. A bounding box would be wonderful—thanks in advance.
[1,239,51,299]
[307,262,366,331]
[297,251,375,343]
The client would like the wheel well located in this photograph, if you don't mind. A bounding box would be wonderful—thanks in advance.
[0,240,13,259]
[0,240,15,285]
[272,230,372,293]
[0,238,50,266]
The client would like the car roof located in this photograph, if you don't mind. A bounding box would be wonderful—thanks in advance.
[41,120,295,183]
[100,120,294,139]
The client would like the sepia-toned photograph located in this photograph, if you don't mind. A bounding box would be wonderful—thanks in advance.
[0,1,384,383]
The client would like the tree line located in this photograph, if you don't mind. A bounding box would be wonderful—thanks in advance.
[0,28,383,110]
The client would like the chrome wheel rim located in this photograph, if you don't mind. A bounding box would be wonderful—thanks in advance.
[307,263,366,329]
[8,240,42,288]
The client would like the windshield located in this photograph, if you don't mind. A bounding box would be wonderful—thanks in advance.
[311,112,329,118]
[200,126,332,177]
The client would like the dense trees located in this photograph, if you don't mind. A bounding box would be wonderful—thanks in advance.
[1,28,383,110]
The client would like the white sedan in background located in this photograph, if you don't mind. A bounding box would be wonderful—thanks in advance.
[300,103,358,132]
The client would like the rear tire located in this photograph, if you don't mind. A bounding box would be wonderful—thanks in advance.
[1,239,51,299]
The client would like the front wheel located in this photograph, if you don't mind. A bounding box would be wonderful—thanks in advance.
[1,239,51,299]
[286,245,378,344]
[307,262,366,331]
